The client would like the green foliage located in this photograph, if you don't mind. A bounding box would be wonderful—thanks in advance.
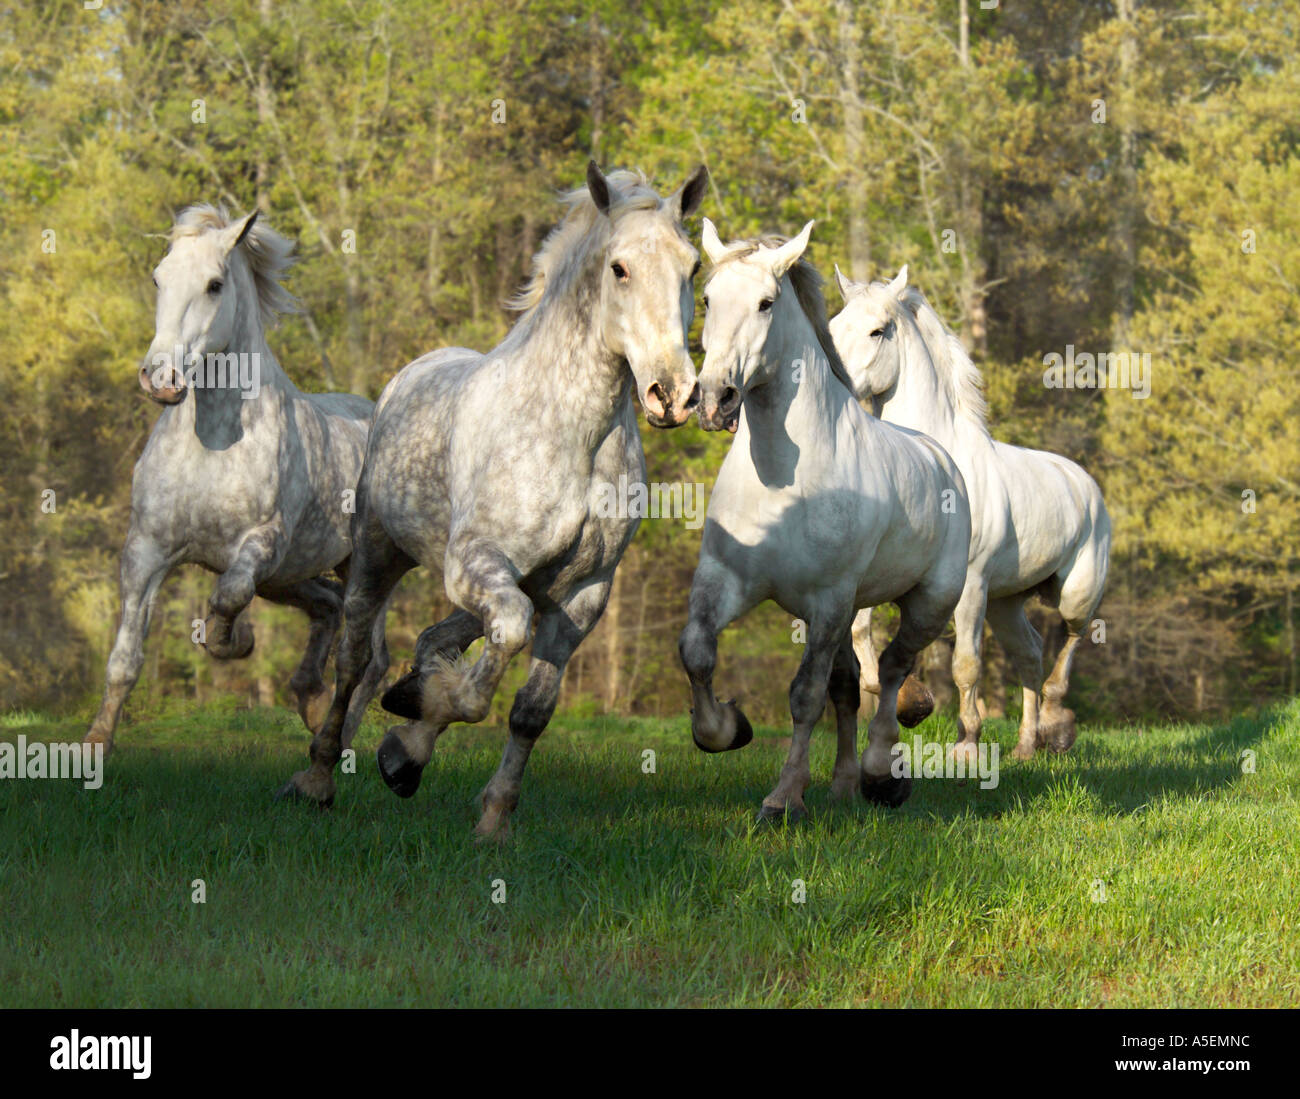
[0,0,1296,718]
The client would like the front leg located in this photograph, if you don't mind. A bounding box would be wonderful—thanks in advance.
[84,533,177,753]
[474,574,613,841]
[760,607,851,823]
[678,559,757,753]
[204,521,288,659]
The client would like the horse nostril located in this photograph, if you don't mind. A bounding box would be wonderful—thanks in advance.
[645,382,668,418]
[719,386,740,414]
[684,382,701,411]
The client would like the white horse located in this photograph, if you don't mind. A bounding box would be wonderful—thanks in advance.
[830,267,1111,760]
[681,221,971,816]
[85,205,386,753]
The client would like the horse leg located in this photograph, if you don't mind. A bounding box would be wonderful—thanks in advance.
[278,514,412,805]
[761,609,849,822]
[850,607,879,722]
[678,561,756,753]
[985,595,1045,760]
[376,539,533,798]
[203,521,286,659]
[854,606,934,727]
[1037,563,1102,752]
[950,580,989,764]
[84,533,175,754]
[860,586,950,807]
[379,608,483,720]
[336,603,391,751]
[260,576,344,734]
[828,630,862,800]
[475,575,612,841]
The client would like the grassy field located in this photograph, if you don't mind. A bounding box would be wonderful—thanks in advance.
[1,697,1297,1007]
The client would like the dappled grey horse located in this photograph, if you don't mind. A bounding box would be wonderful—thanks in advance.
[279,163,708,838]
[681,221,972,817]
[84,206,386,753]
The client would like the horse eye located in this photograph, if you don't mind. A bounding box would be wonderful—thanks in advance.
[702,294,709,310]
[152,275,159,288]
[610,262,629,282]
[758,298,773,313]
[870,326,885,338]
[207,278,224,295]
[690,260,701,279]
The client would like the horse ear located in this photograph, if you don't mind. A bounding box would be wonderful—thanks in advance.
[224,210,259,254]
[587,160,613,216]
[834,263,856,301]
[887,264,909,296]
[701,217,727,263]
[671,164,709,221]
[767,220,814,278]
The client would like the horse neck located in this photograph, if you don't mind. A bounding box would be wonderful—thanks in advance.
[744,296,848,450]
[173,283,292,444]
[509,256,634,437]
[878,324,961,447]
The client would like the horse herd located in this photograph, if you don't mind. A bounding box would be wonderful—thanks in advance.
[84,163,1110,838]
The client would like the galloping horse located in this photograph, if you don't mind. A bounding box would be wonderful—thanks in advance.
[681,221,971,816]
[279,163,708,839]
[830,268,1110,760]
[85,206,386,753]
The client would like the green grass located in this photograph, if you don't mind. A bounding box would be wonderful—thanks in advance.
[1,697,1297,1007]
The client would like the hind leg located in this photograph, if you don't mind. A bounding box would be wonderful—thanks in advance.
[678,557,760,753]
[204,521,287,659]
[475,575,613,841]
[860,586,952,807]
[985,595,1045,760]
[279,512,412,805]
[852,606,933,728]
[950,579,989,764]
[380,609,483,720]
[84,533,177,753]
[376,538,534,798]
[261,576,344,734]
[828,631,862,800]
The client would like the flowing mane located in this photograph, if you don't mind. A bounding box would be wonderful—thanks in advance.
[710,237,857,396]
[886,282,989,433]
[507,170,662,313]
[170,203,299,328]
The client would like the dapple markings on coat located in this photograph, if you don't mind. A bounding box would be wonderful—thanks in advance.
[84,205,386,753]
[681,219,972,817]
[278,163,708,839]
[830,267,1110,760]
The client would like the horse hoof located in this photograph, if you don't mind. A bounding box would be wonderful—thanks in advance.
[275,774,334,809]
[896,676,935,728]
[757,802,807,825]
[377,730,423,798]
[380,668,424,720]
[1040,708,1077,753]
[692,701,754,753]
[860,772,912,808]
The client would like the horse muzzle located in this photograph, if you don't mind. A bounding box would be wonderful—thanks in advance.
[139,363,187,405]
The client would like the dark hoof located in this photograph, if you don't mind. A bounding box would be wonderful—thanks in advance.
[274,780,333,810]
[896,675,935,729]
[692,701,754,753]
[757,802,808,825]
[860,772,913,808]
[380,668,424,720]
[377,731,423,798]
